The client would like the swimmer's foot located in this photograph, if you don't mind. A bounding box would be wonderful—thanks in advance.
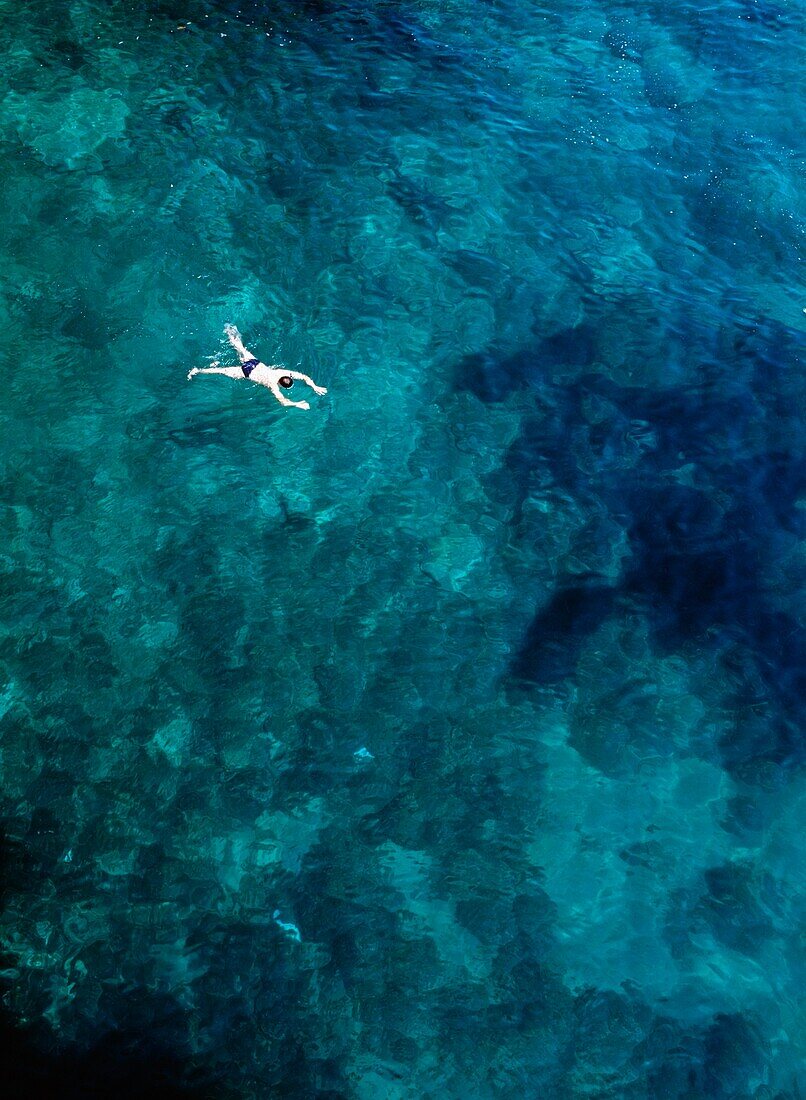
[187,367,199,380]
[224,323,252,361]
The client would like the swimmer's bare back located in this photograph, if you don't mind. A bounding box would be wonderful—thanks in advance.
[188,324,327,411]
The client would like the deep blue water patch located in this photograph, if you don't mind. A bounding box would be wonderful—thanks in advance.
[0,0,804,1096]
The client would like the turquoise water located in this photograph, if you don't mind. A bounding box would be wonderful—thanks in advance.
[1,0,804,1095]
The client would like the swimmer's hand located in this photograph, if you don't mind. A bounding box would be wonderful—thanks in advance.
[312,385,328,396]
[188,360,219,380]
[296,401,310,411]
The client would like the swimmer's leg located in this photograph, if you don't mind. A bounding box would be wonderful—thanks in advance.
[224,323,255,364]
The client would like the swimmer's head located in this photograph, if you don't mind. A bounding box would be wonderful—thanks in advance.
[278,375,294,389]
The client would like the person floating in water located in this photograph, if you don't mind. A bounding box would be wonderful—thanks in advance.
[188,324,327,411]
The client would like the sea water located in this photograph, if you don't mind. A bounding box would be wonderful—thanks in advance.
[0,0,804,1096]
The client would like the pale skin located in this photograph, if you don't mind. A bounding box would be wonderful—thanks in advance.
[188,324,327,410]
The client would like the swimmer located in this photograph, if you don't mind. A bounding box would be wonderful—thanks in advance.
[188,324,327,411]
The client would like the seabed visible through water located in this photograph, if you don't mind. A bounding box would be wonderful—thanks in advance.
[0,0,804,1096]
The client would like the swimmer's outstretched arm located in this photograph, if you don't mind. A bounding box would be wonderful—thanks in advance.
[187,362,244,381]
[285,370,328,396]
[268,382,310,410]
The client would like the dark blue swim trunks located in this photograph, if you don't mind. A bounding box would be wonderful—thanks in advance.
[242,358,259,377]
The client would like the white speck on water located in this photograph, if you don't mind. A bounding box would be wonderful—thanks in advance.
[273,911,302,941]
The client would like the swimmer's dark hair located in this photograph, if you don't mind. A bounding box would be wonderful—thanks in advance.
[278,375,293,389]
